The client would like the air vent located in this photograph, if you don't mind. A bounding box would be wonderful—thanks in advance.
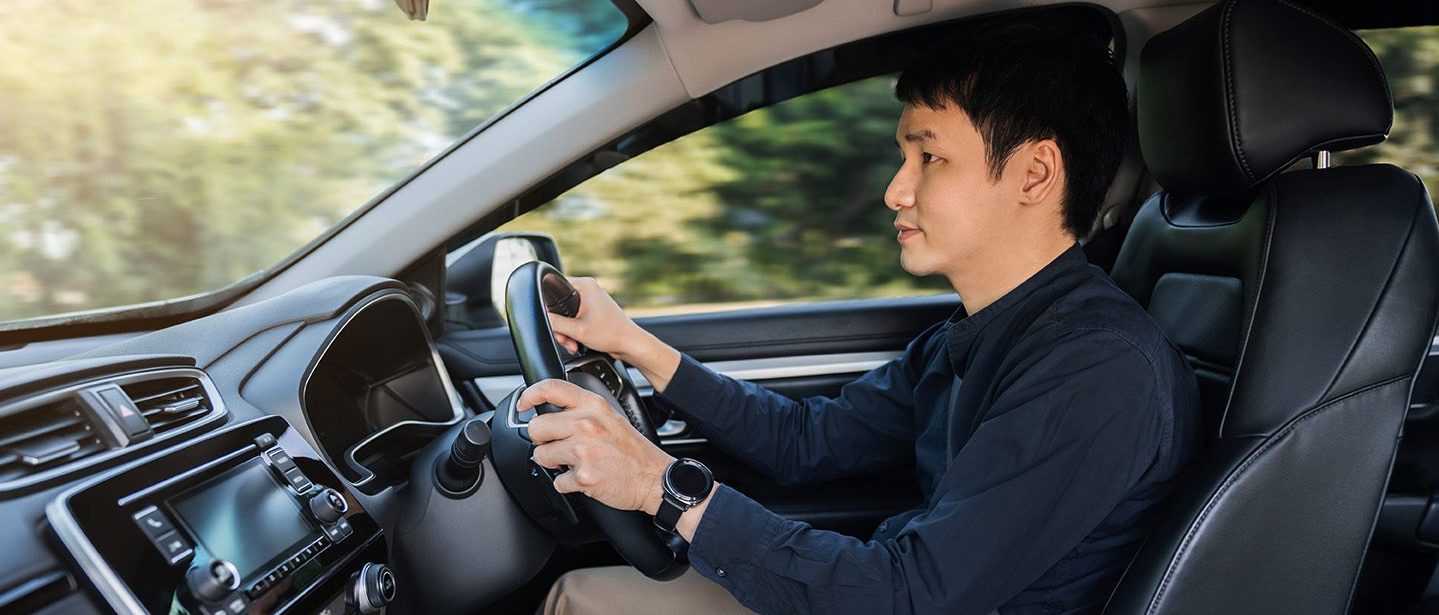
[0,397,105,483]
[122,376,213,435]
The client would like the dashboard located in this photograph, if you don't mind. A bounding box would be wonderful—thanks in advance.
[0,276,546,614]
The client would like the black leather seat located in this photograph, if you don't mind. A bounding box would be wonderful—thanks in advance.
[1103,1,1439,613]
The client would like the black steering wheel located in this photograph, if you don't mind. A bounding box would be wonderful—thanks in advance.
[497,260,686,580]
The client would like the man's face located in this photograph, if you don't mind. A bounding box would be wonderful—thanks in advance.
[885,104,1013,279]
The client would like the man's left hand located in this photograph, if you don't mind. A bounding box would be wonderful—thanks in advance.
[520,379,674,515]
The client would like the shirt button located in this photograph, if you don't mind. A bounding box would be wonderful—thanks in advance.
[716,568,727,577]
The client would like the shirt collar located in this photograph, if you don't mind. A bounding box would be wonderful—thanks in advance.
[944,242,1089,375]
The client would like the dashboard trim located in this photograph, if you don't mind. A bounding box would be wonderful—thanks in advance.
[298,291,467,488]
[0,367,227,494]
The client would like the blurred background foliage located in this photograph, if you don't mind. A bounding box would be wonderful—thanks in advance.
[498,76,951,314]
[1334,27,1439,192]
[0,4,1434,322]
[0,0,622,321]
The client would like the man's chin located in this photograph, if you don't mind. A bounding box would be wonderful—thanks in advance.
[898,252,936,278]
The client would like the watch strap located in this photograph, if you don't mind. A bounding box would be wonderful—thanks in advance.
[654,494,686,532]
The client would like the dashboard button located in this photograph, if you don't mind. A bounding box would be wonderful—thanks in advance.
[153,530,193,564]
[266,448,298,472]
[281,467,313,492]
[132,506,175,541]
[254,433,276,449]
[224,595,246,614]
[96,386,153,439]
[322,519,352,542]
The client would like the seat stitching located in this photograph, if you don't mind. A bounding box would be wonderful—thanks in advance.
[1220,1,1254,183]
[1272,0,1394,114]
[1214,183,1275,437]
[1144,374,1410,614]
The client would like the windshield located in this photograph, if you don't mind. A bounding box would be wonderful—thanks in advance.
[0,0,629,324]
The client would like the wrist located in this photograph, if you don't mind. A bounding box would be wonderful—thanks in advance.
[623,332,681,393]
[616,328,662,365]
[642,455,672,516]
[675,485,716,542]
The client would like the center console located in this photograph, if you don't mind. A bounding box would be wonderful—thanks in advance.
[47,416,392,615]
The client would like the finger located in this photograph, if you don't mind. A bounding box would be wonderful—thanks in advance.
[526,412,574,444]
[528,406,605,444]
[531,442,571,469]
[550,469,582,495]
[553,332,580,354]
[517,379,592,413]
[549,311,583,339]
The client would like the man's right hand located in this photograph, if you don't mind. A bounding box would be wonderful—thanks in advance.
[548,277,682,393]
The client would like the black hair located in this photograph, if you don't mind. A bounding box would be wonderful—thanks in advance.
[895,16,1129,238]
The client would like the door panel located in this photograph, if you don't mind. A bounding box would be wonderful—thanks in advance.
[1357,336,1439,613]
[436,294,957,380]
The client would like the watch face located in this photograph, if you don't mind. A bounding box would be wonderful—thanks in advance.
[667,460,711,499]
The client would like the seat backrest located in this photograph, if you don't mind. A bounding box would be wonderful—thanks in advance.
[1104,1,1439,614]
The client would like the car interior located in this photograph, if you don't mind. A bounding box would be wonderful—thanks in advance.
[1,0,1438,614]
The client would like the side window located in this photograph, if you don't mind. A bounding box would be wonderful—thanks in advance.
[497,76,949,316]
[1335,26,1438,193]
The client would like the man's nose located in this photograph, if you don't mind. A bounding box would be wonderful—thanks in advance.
[884,163,915,211]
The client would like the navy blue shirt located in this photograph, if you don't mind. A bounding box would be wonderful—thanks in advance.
[655,244,1201,615]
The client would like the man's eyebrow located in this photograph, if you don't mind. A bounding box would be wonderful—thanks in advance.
[894,129,937,148]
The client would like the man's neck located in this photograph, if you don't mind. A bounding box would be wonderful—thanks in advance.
[946,236,1077,315]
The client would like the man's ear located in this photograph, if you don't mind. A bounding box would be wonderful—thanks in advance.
[1016,139,1063,207]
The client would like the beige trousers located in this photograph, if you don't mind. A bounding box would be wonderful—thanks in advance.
[540,566,758,615]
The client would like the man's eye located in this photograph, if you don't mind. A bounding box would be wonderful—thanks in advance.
[921,152,938,164]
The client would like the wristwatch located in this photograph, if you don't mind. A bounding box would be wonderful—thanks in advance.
[654,458,714,532]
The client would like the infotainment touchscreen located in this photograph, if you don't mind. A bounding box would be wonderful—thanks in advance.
[171,457,319,579]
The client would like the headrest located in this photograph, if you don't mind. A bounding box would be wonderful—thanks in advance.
[1138,0,1393,196]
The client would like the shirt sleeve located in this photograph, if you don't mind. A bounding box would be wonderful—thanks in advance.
[684,328,1167,615]
[654,323,944,486]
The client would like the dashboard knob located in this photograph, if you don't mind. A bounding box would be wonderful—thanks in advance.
[186,559,239,603]
[308,487,348,524]
[347,562,396,614]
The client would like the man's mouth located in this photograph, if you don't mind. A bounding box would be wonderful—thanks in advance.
[895,223,921,242]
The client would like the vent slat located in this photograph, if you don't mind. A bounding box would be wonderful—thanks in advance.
[123,377,210,435]
[0,414,87,450]
[128,383,201,406]
[0,394,106,482]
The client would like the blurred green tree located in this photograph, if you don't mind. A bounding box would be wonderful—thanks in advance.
[0,0,611,321]
[1336,27,1438,193]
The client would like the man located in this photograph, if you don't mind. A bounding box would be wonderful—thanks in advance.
[525,17,1200,615]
